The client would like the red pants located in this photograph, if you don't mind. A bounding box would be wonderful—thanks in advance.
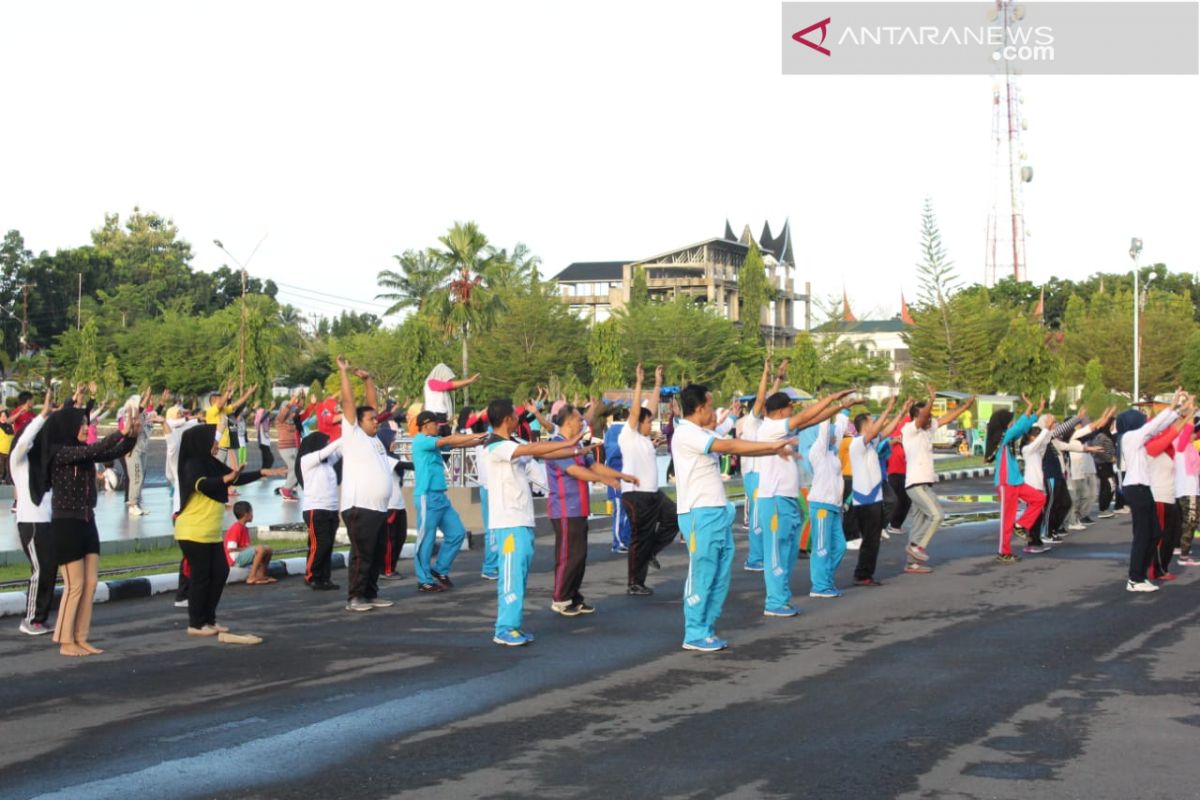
[999,483,1046,555]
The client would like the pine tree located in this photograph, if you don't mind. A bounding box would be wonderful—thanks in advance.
[738,241,769,344]
[628,266,649,309]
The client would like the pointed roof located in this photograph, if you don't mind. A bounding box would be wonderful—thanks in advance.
[842,289,857,322]
[722,220,794,266]
[759,221,774,251]
[723,219,737,242]
[900,291,915,325]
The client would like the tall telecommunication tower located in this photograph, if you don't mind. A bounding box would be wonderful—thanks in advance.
[984,1,1033,286]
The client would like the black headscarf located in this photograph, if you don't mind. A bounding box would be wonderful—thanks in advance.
[177,424,230,512]
[296,431,342,488]
[983,409,1014,464]
[30,407,88,506]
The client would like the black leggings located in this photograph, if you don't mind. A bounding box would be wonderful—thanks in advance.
[1125,485,1160,582]
[178,540,229,630]
[258,444,275,470]
[384,509,408,574]
[1096,463,1116,512]
[887,474,911,529]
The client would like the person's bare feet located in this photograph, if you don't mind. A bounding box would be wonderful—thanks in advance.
[77,641,104,655]
[59,643,90,657]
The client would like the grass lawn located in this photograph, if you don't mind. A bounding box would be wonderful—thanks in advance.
[933,454,987,472]
[0,538,322,588]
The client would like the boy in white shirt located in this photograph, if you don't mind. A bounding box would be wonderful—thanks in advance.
[848,398,906,586]
[672,384,799,653]
[484,398,586,647]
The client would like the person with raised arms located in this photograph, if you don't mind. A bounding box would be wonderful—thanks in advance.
[740,358,787,572]
[484,398,585,647]
[900,385,975,574]
[672,384,801,653]
[849,397,908,587]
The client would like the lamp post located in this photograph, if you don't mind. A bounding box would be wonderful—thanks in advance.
[213,236,267,391]
[1130,237,1143,401]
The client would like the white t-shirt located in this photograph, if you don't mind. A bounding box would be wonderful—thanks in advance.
[1122,409,1178,487]
[388,467,407,511]
[474,443,489,488]
[1174,447,1199,499]
[902,419,939,488]
[739,414,762,475]
[671,419,726,513]
[618,423,658,493]
[339,420,393,512]
[1150,452,1176,503]
[756,416,798,499]
[485,437,536,529]
[424,382,451,416]
[300,439,342,512]
[11,415,51,524]
[1021,429,1052,489]
[848,435,883,505]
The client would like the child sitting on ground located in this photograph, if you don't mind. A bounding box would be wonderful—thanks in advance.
[224,501,275,585]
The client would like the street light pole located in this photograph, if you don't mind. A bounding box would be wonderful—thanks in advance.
[1130,237,1143,401]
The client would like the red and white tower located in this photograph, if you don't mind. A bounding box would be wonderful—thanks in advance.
[984,1,1033,286]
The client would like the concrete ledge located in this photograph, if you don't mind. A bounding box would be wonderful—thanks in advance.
[936,467,994,482]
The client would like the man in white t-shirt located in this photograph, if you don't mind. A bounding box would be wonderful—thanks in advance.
[739,358,788,571]
[847,398,907,587]
[336,356,396,613]
[757,388,856,612]
[620,364,679,596]
[900,385,975,573]
[484,397,586,648]
[672,384,800,653]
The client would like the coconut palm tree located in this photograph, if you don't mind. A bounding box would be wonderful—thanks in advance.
[376,249,450,316]
[427,222,506,405]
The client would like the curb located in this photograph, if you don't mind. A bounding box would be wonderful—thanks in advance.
[1,534,472,620]
[936,467,993,482]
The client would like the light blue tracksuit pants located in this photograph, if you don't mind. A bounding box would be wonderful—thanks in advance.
[610,487,631,549]
[809,500,846,594]
[414,490,467,585]
[756,495,800,610]
[743,472,763,566]
[494,526,535,637]
[479,488,498,577]
[681,502,736,643]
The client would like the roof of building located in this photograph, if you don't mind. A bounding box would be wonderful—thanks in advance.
[814,318,909,334]
[723,219,794,265]
[551,261,627,282]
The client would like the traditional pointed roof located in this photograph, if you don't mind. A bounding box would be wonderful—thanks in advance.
[724,219,737,242]
[842,289,857,322]
[723,220,794,266]
[740,224,754,246]
[759,221,774,251]
[900,291,915,325]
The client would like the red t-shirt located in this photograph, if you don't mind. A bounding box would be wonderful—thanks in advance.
[886,439,906,475]
[317,397,342,442]
[224,521,251,567]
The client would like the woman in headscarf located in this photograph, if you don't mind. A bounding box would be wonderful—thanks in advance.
[423,364,480,436]
[30,403,141,656]
[174,424,287,637]
[297,430,343,590]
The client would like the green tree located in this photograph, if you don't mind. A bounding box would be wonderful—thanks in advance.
[990,315,1061,398]
[375,249,449,316]
[628,266,648,309]
[587,318,624,392]
[738,241,769,344]
[1182,331,1200,396]
[616,296,749,388]
[786,333,822,393]
[718,362,749,406]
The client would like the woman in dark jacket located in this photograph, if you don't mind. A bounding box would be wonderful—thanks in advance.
[30,405,140,657]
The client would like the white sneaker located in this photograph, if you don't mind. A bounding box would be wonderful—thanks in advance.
[1114,508,1131,515]
[845,538,862,551]
[1126,580,1160,593]
[1067,523,1086,531]
[1097,511,1115,519]
[880,529,890,540]
[128,505,148,516]
[173,599,188,608]
[885,525,904,535]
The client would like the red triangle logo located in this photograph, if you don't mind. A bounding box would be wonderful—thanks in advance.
[793,18,832,56]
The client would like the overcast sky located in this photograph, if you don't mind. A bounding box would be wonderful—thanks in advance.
[1,0,1196,323]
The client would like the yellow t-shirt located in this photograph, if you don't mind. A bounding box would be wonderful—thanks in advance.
[839,436,853,477]
[205,404,234,449]
[960,409,974,431]
[0,427,12,456]
[174,478,227,544]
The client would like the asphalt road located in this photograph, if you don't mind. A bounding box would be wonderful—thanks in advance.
[2,488,1195,800]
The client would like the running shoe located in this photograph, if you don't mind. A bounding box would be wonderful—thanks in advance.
[480,571,499,581]
[1176,557,1200,567]
[904,563,933,574]
[368,598,395,608]
[493,629,532,647]
[431,571,454,588]
[1067,523,1087,531]
[809,588,843,598]
[1126,580,1159,593]
[1023,544,1051,554]
[682,636,728,652]
[173,599,189,608]
[1158,572,1179,582]
[1113,507,1130,515]
[994,553,1021,565]
[611,545,629,554]
[1081,516,1096,524]
[19,620,49,636]
[1012,526,1029,542]
[880,528,891,540]
[743,561,764,572]
[551,600,581,616]
[845,538,862,551]
[1097,511,1115,519]
[905,543,930,562]
[764,605,800,617]
[345,598,374,612]
[627,584,653,596]
[1045,533,1064,543]
[280,488,298,502]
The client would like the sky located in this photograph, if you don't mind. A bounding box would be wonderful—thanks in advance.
[1,0,1197,324]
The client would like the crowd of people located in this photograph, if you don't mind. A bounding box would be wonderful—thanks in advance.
[7,356,1198,655]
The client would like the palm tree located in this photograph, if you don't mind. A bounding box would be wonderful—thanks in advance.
[376,249,450,316]
[427,222,507,405]
[490,242,543,290]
